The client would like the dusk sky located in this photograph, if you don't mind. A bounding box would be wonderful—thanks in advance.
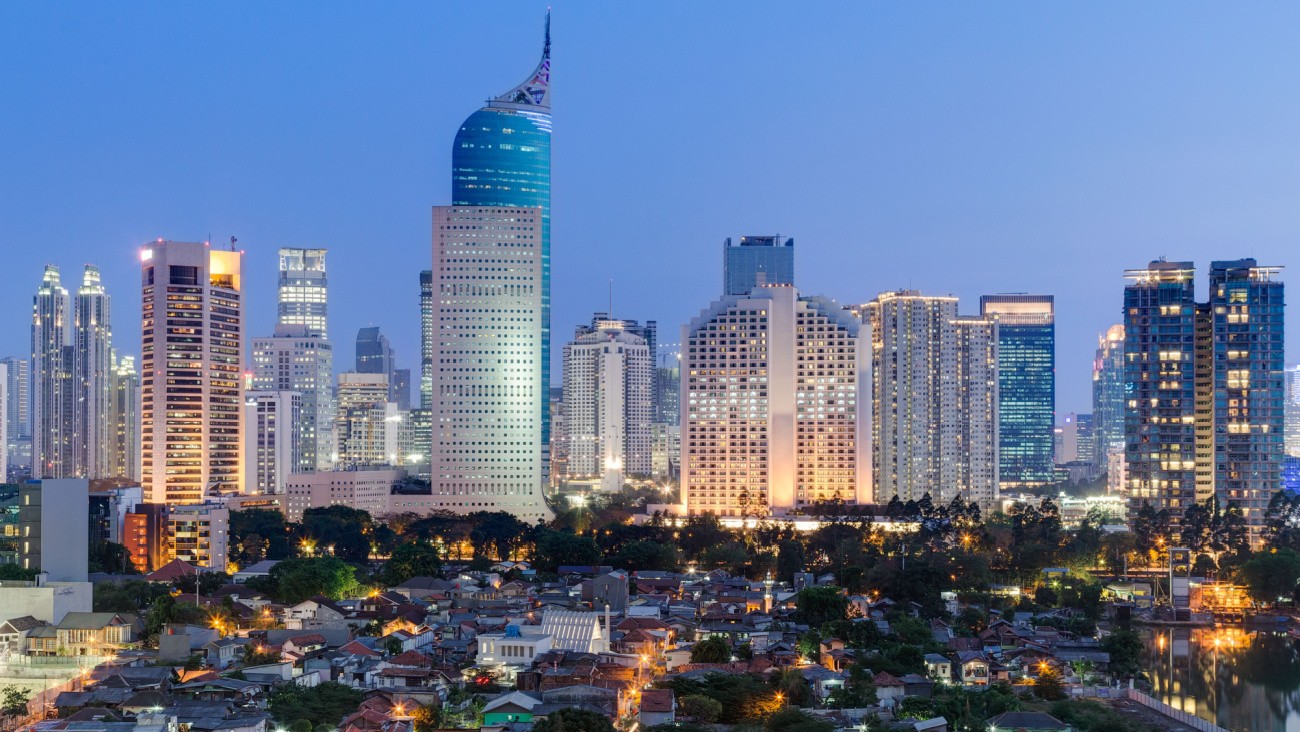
[2,2,1298,414]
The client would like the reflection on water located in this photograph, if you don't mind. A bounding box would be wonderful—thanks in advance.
[1141,626,1300,732]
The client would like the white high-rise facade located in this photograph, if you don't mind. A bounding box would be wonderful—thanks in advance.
[110,354,140,481]
[277,248,328,338]
[140,241,245,505]
[430,206,551,521]
[1,357,29,445]
[682,285,869,516]
[244,390,301,494]
[76,265,114,478]
[1287,365,1300,458]
[250,325,335,471]
[31,265,75,478]
[562,320,653,491]
[0,362,6,483]
[335,372,397,468]
[863,291,1000,510]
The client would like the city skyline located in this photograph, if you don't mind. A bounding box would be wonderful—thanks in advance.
[3,4,1300,416]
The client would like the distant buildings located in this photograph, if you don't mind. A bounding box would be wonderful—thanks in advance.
[251,325,335,473]
[335,372,397,468]
[140,241,245,505]
[1091,325,1126,477]
[1287,365,1300,458]
[980,295,1055,490]
[110,354,140,481]
[1123,259,1284,544]
[277,247,328,338]
[245,390,302,495]
[1,356,30,480]
[682,285,868,515]
[723,236,794,296]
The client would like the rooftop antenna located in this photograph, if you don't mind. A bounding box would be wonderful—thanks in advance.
[608,279,614,319]
[230,236,238,252]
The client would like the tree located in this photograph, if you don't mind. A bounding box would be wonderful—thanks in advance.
[269,682,364,727]
[690,636,730,663]
[411,704,440,732]
[531,707,615,732]
[1,686,30,716]
[795,586,848,626]
[230,508,295,563]
[89,541,137,574]
[382,542,443,586]
[776,540,807,584]
[1239,549,1300,606]
[611,540,678,572]
[678,694,723,723]
[1033,667,1066,701]
[265,557,361,604]
[301,506,374,563]
[1100,532,1137,574]
[1264,491,1300,551]
[469,511,531,561]
[764,707,834,732]
[827,664,877,708]
[0,565,37,581]
[531,529,602,573]
[1101,628,1143,680]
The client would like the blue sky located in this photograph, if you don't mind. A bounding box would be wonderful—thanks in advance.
[1,2,1298,414]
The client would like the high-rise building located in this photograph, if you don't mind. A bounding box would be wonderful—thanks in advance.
[1123,259,1285,544]
[562,319,653,491]
[139,241,245,505]
[109,354,140,481]
[251,324,335,472]
[31,265,76,478]
[355,326,394,378]
[335,372,397,468]
[167,502,229,572]
[980,295,1055,489]
[1287,365,1300,458]
[654,354,681,427]
[277,247,328,338]
[723,236,795,296]
[1091,325,1126,473]
[577,313,656,427]
[0,362,6,483]
[861,292,999,509]
[448,15,553,511]
[420,270,434,410]
[19,478,90,582]
[244,390,301,495]
[1056,413,1094,466]
[75,265,114,478]
[683,285,868,516]
[1,357,29,442]
[391,368,412,411]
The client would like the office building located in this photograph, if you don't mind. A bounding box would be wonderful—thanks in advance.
[245,390,301,495]
[861,291,1000,509]
[139,240,245,505]
[1055,413,1093,466]
[31,265,76,478]
[251,325,335,471]
[277,247,328,338]
[75,265,114,478]
[682,285,868,516]
[723,236,794,296]
[283,468,403,523]
[1091,325,1126,472]
[562,318,653,491]
[0,363,6,483]
[447,14,553,512]
[980,295,1055,489]
[392,368,412,411]
[650,423,680,479]
[335,372,397,468]
[420,270,434,410]
[654,352,680,427]
[2,356,29,447]
[356,326,409,407]
[19,478,90,582]
[109,354,140,481]
[1286,365,1300,458]
[167,502,229,572]
[1123,259,1285,544]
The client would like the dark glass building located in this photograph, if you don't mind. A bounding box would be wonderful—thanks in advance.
[981,294,1056,489]
[724,236,794,296]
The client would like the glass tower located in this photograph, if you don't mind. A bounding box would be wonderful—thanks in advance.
[277,248,328,338]
[1091,325,1126,473]
[451,14,552,466]
[981,294,1056,489]
[724,236,794,296]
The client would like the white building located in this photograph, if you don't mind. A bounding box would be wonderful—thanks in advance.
[167,502,230,572]
[75,265,114,478]
[430,206,551,521]
[31,265,75,479]
[110,354,141,481]
[681,285,869,516]
[139,241,245,504]
[251,324,335,472]
[277,247,328,339]
[335,372,398,468]
[562,319,652,491]
[953,315,1000,509]
[1287,365,1300,458]
[282,469,402,523]
[476,625,555,671]
[245,390,302,495]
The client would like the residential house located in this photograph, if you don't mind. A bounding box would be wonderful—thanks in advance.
[639,688,675,727]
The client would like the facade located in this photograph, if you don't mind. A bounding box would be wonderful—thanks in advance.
[420,270,434,410]
[682,285,868,516]
[277,247,328,338]
[19,478,90,582]
[244,390,302,495]
[1091,325,1126,473]
[0,363,5,482]
[449,16,553,502]
[1288,365,1300,458]
[1,357,29,446]
[109,354,141,481]
[980,295,1055,489]
[1055,413,1094,467]
[862,292,1000,509]
[250,324,335,472]
[282,469,402,523]
[139,241,245,505]
[1123,259,1285,543]
[654,355,680,427]
[75,265,114,478]
[562,319,653,490]
[31,265,75,478]
[335,372,397,468]
[167,502,230,572]
[723,236,795,296]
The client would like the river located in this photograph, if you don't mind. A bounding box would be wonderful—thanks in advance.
[1141,626,1300,732]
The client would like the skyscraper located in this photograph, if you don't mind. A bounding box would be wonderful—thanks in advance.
[31,265,75,478]
[1123,259,1285,544]
[355,326,394,376]
[277,247,328,338]
[420,270,434,410]
[980,295,1055,489]
[110,354,140,481]
[335,372,397,468]
[1,357,29,443]
[723,236,795,296]
[244,390,301,494]
[1287,365,1300,458]
[562,318,653,491]
[1091,325,1126,474]
[140,241,245,505]
[76,264,113,477]
[682,285,868,516]
[0,362,6,483]
[862,292,999,509]
[430,14,552,521]
[250,324,335,471]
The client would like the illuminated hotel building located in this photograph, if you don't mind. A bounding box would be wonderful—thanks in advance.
[76,265,114,478]
[979,295,1054,489]
[562,319,653,491]
[682,285,868,516]
[31,265,76,478]
[277,247,328,338]
[429,15,552,520]
[860,292,1000,510]
[1123,259,1284,544]
[139,241,245,505]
